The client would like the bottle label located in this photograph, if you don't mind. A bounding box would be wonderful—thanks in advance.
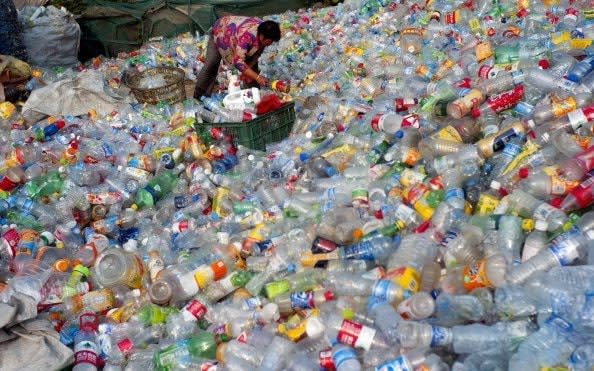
[399,169,425,187]
[2,228,20,257]
[533,203,559,221]
[567,109,589,130]
[117,338,134,353]
[371,114,386,132]
[182,299,207,321]
[440,229,459,248]
[343,240,375,260]
[476,194,499,215]
[430,326,452,347]
[74,340,99,367]
[290,291,315,309]
[147,251,165,282]
[433,125,463,142]
[551,96,577,118]
[375,355,414,371]
[462,259,493,291]
[337,319,376,350]
[320,348,335,370]
[402,148,421,166]
[475,42,493,62]
[395,204,416,223]
[550,176,578,195]
[514,101,534,117]
[242,296,264,310]
[388,266,420,293]
[478,65,493,79]
[445,187,465,202]
[372,280,392,301]
[549,226,582,266]
[332,346,358,369]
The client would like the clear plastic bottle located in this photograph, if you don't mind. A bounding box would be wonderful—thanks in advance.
[73,313,100,371]
[507,211,594,284]
[522,220,549,262]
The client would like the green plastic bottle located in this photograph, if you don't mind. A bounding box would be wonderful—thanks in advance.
[135,165,184,209]
[137,303,178,326]
[153,331,217,371]
[25,171,64,199]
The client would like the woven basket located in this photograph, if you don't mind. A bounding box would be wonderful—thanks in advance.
[125,66,186,104]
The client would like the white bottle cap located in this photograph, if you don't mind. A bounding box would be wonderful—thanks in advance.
[534,220,548,231]
[490,181,501,190]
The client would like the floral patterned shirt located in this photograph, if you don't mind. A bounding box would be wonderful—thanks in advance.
[212,16,263,73]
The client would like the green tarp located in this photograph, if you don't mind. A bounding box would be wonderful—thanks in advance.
[77,0,311,60]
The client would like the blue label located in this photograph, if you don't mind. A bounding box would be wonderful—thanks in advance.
[430,326,451,347]
[343,240,375,260]
[549,226,581,266]
[332,347,357,368]
[375,355,413,371]
[440,230,458,248]
[514,102,534,117]
[254,240,274,255]
[445,187,464,201]
[372,280,392,301]
[502,142,522,158]
[290,291,314,309]
[102,143,113,157]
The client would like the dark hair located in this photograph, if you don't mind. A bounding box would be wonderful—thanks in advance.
[257,20,281,42]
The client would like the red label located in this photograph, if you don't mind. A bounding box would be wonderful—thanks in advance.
[117,338,134,353]
[320,348,336,371]
[74,350,99,366]
[478,65,493,78]
[401,113,420,128]
[337,319,362,347]
[444,11,456,24]
[486,85,524,113]
[2,228,20,257]
[0,176,18,192]
[184,299,207,319]
[370,114,382,132]
[236,332,248,343]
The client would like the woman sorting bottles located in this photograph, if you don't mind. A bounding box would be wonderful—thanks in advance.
[193,16,282,98]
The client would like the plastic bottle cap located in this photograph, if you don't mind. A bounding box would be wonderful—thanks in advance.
[490,181,501,190]
[305,316,325,338]
[550,198,562,209]
[123,239,138,251]
[395,130,404,139]
[352,228,364,240]
[538,59,550,69]
[470,108,481,118]
[73,264,90,277]
[518,167,529,179]
[300,153,310,162]
[534,220,548,231]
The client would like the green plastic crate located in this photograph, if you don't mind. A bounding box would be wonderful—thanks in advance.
[195,102,295,151]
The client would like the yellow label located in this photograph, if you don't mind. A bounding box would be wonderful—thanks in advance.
[321,144,356,159]
[164,125,189,137]
[503,141,539,175]
[551,31,571,45]
[468,18,482,34]
[475,42,493,62]
[550,175,579,195]
[387,266,421,293]
[569,38,592,49]
[278,320,307,341]
[212,187,230,217]
[194,269,209,289]
[551,97,577,118]
[573,135,592,150]
[413,199,434,221]
[543,166,560,176]
[153,147,177,159]
[434,125,463,142]
[399,169,426,187]
[476,194,500,215]
[0,102,16,120]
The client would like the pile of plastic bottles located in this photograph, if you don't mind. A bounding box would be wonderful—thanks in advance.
[1,0,594,370]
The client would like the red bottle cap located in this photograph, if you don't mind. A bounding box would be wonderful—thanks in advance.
[518,167,530,179]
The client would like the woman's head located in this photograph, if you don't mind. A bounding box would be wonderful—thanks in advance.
[257,20,281,47]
